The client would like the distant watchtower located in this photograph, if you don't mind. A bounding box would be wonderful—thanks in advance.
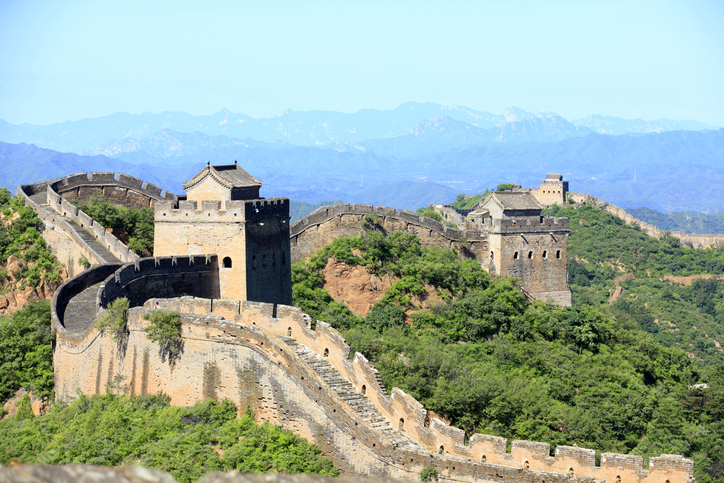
[535,173,568,206]
[153,162,292,305]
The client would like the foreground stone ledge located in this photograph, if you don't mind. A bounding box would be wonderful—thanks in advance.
[0,465,412,483]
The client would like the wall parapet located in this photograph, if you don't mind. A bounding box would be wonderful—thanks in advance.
[232,298,694,483]
[49,171,176,201]
[17,182,115,267]
[569,191,724,249]
[290,203,487,242]
[154,197,290,221]
[46,185,139,263]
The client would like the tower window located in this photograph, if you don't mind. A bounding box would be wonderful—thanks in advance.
[282,251,287,265]
[252,256,257,269]
[556,250,561,259]
[528,251,533,259]
[514,252,519,260]
[542,250,547,259]
[222,257,232,268]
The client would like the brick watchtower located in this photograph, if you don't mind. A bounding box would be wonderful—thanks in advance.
[153,162,292,305]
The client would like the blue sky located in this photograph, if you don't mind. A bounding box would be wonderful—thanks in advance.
[1,0,722,125]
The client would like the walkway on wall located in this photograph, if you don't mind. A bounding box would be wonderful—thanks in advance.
[279,335,421,451]
[29,191,121,265]
[62,281,105,333]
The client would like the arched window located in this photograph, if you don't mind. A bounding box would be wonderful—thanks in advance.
[222,257,232,268]
[399,418,404,431]
[490,251,494,261]
[568,468,575,477]
[524,460,530,469]
[514,252,519,260]
[542,250,547,259]
[323,348,329,357]
[361,384,366,395]
[438,445,444,454]
[556,250,561,259]
[287,327,292,337]
[481,455,487,463]
[528,251,533,259]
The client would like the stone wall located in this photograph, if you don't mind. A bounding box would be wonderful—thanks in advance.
[46,186,139,263]
[53,268,694,482]
[50,171,176,209]
[17,181,111,276]
[569,192,724,248]
[290,204,489,264]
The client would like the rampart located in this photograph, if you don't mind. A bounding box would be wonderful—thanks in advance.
[49,171,176,208]
[569,192,724,248]
[290,204,489,264]
[17,181,117,275]
[52,257,695,483]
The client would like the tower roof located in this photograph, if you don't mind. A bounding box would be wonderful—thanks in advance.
[478,191,542,212]
[183,162,261,192]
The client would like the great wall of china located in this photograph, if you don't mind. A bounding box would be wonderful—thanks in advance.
[17,172,696,483]
[567,192,724,249]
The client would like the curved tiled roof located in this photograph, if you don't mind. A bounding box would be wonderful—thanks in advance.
[183,162,261,192]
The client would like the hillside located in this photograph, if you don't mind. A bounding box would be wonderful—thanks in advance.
[291,229,724,482]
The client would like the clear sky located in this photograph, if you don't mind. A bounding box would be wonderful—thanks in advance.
[1,0,722,126]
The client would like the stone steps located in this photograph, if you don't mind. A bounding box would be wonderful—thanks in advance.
[278,335,421,451]
[29,191,122,265]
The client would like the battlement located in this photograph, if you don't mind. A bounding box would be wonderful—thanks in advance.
[290,203,487,242]
[154,197,289,221]
[46,186,139,263]
[47,171,176,201]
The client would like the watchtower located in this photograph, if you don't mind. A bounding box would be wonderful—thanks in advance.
[473,191,571,306]
[153,162,292,305]
[535,173,568,206]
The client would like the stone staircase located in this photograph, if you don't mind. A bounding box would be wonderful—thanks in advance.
[278,335,421,452]
[29,191,121,265]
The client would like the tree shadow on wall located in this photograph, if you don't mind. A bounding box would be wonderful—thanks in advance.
[143,310,185,366]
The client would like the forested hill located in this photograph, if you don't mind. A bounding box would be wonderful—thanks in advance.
[545,202,724,366]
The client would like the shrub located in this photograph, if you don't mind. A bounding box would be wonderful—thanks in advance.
[144,309,183,360]
[96,297,130,341]
[420,465,438,481]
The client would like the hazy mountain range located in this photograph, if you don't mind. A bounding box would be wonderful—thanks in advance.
[0,103,721,214]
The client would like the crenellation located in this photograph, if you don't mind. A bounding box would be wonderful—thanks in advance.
[118,173,143,190]
[144,182,162,198]
[89,172,116,183]
[374,206,396,216]
[553,445,596,467]
[601,453,644,471]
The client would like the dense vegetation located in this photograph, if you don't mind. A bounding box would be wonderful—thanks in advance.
[292,228,724,482]
[0,300,54,405]
[0,394,338,482]
[71,191,155,257]
[545,202,724,366]
[0,188,63,289]
[629,207,724,235]
[449,190,490,211]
